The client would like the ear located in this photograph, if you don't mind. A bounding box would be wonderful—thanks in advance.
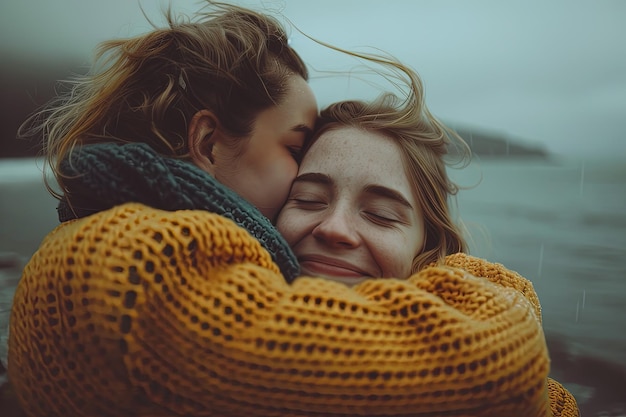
[188,109,220,175]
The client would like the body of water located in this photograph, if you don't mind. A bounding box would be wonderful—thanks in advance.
[452,156,626,415]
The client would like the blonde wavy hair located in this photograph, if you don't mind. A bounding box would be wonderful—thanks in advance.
[20,1,308,199]
[311,52,471,272]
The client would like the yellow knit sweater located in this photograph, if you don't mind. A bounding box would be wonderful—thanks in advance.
[8,203,579,417]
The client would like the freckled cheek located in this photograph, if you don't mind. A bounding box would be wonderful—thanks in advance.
[376,243,414,279]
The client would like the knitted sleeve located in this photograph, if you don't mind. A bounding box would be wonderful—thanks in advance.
[8,203,578,417]
[441,252,579,417]
[442,252,542,324]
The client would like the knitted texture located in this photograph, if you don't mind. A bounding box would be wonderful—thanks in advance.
[56,142,299,282]
[8,203,579,417]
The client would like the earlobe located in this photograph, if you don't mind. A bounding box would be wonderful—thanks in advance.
[188,110,219,175]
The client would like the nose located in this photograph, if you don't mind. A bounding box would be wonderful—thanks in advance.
[311,207,360,248]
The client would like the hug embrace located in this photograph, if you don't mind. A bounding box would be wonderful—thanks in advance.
[7,1,579,416]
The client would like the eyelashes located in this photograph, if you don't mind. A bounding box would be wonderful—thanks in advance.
[286,146,302,161]
[289,197,402,226]
[290,198,326,210]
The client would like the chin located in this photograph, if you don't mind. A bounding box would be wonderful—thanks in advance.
[313,273,370,287]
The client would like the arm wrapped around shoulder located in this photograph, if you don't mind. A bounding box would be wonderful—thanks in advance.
[442,252,542,324]
[9,203,577,417]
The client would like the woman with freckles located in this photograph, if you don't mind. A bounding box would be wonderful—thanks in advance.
[273,56,579,415]
[277,125,429,285]
[276,97,466,285]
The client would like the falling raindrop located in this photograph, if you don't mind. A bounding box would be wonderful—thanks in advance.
[537,243,544,278]
[575,291,586,323]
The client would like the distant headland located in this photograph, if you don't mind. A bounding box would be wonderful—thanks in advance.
[451,126,549,159]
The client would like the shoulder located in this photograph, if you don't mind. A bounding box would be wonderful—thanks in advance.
[33,202,278,273]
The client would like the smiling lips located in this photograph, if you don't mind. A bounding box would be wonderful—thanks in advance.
[298,254,372,282]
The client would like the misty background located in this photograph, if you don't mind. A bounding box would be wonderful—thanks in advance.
[1,0,625,157]
[1,1,625,415]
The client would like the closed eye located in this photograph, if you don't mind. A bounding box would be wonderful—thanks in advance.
[291,198,326,210]
[364,211,401,226]
[287,146,303,161]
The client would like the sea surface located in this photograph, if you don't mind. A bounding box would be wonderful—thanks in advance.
[451,156,626,415]
[1,155,625,415]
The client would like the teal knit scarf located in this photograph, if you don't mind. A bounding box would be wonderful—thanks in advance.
[57,143,300,282]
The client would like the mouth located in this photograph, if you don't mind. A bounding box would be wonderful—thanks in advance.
[298,254,372,283]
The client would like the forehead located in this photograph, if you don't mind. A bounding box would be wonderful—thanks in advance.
[252,75,317,133]
[302,126,410,187]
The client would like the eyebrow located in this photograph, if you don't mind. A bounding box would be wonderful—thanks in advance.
[363,184,413,209]
[292,172,331,185]
[291,123,314,136]
[293,173,413,209]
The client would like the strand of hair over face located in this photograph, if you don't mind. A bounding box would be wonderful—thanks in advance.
[286,23,471,164]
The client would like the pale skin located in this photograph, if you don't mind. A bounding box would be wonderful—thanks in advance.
[276,126,426,286]
[188,75,318,222]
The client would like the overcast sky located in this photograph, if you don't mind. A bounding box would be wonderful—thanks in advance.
[2,0,624,157]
